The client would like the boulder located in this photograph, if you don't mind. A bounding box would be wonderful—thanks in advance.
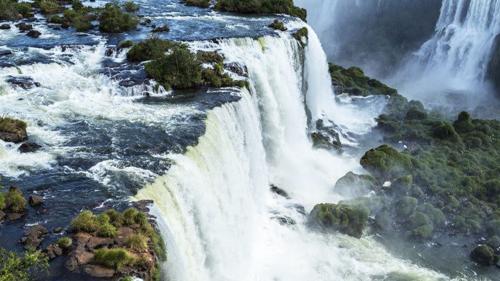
[26,30,41,38]
[0,117,28,143]
[225,62,248,77]
[19,142,42,153]
[83,265,115,278]
[86,236,113,249]
[28,194,44,207]
[21,225,48,249]
[0,24,11,30]
[46,244,63,259]
[74,250,94,265]
[309,203,369,238]
[360,145,413,179]
[6,76,40,90]
[15,22,33,32]
[311,119,342,150]
[334,172,375,198]
[470,245,497,266]
[0,49,13,57]
[270,185,290,199]
[152,25,169,33]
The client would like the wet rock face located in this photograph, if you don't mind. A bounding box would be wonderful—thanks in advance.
[0,24,11,30]
[19,142,42,153]
[15,22,33,32]
[21,225,48,249]
[26,29,41,38]
[6,76,41,90]
[310,119,342,150]
[28,195,44,207]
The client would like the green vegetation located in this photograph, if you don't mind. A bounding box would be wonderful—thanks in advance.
[268,19,286,31]
[131,39,246,91]
[214,0,306,21]
[126,234,148,251]
[118,40,134,49]
[57,237,72,249]
[1,187,27,213]
[0,249,48,281]
[360,145,413,180]
[0,0,34,20]
[292,27,308,42]
[38,0,61,15]
[99,2,138,33]
[93,248,135,270]
[122,0,139,12]
[127,38,182,62]
[70,208,166,261]
[62,7,96,32]
[183,0,210,8]
[145,46,202,90]
[328,63,397,96]
[309,203,369,238]
[0,117,27,141]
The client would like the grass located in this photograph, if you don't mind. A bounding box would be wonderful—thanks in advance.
[93,248,135,270]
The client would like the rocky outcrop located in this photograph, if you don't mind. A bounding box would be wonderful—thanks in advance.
[310,119,342,150]
[63,206,166,281]
[6,76,41,90]
[21,225,48,249]
[470,245,498,266]
[0,187,28,222]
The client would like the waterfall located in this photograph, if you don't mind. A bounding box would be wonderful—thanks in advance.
[410,0,500,87]
[135,33,450,281]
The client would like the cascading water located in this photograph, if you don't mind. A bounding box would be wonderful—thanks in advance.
[399,0,500,95]
[136,31,453,281]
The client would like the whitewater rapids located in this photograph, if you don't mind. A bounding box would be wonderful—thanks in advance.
[136,32,454,281]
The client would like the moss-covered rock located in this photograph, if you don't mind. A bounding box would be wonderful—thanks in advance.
[470,245,498,266]
[214,0,306,21]
[268,19,286,31]
[360,145,413,180]
[328,63,397,97]
[0,117,28,143]
[334,172,376,198]
[309,203,369,238]
[292,27,308,44]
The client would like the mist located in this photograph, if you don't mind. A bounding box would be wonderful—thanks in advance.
[296,0,500,117]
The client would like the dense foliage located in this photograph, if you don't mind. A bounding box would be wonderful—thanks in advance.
[328,63,397,96]
[0,0,33,20]
[0,249,48,281]
[182,0,210,8]
[214,0,306,21]
[99,2,138,33]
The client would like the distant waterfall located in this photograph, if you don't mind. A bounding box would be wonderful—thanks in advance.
[413,0,500,84]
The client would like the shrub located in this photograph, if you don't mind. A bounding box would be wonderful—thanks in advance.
[144,47,203,90]
[0,249,48,281]
[57,237,72,249]
[0,0,20,20]
[123,207,140,226]
[183,0,210,8]
[97,222,117,238]
[360,145,413,179]
[118,40,134,49]
[15,2,32,17]
[292,27,308,42]
[309,203,369,238]
[0,193,5,210]
[4,187,27,213]
[122,1,139,12]
[268,19,286,31]
[126,234,148,251]
[215,0,306,20]
[105,208,124,227]
[71,210,98,232]
[127,38,181,62]
[71,0,83,10]
[93,248,135,270]
[99,3,138,33]
[39,0,61,14]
